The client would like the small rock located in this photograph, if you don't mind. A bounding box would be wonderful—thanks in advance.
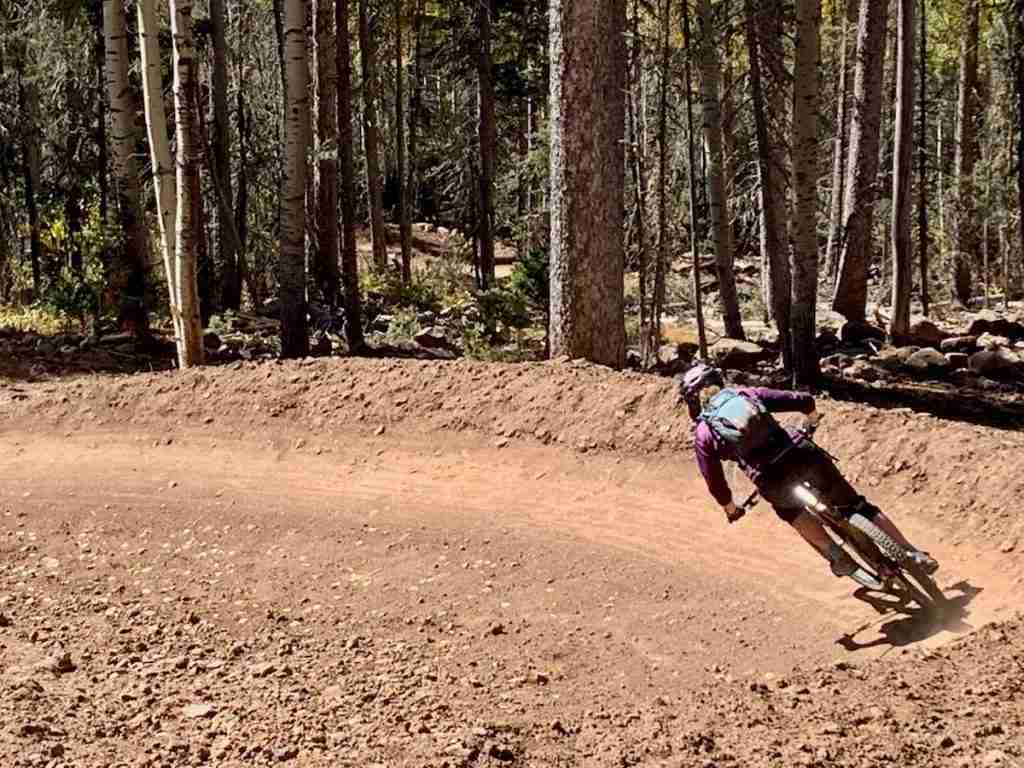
[906,319,947,346]
[874,346,920,371]
[944,352,969,370]
[939,734,956,749]
[183,703,216,719]
[905,347,949,374]
[251,662,277,678]
[273,745,299,762]
[969,349,1022,378]
[821,353,854,370]
[40,653,76,676]
[0,613,11,628]
[840,321,886,346]
[940,335,978,353]
[488,743,515,762]
[414,327,449,350]
[494,437,510,449]
[486,623,506,637]
[1000,539,1017,553]
[202,331,222,351]
[978,332,1011,350]
[708,339,772,370]
[983,750,1009,766]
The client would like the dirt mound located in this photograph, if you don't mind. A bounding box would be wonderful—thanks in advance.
[3,357,1023,558]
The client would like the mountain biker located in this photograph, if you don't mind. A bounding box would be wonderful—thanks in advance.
[679,363,939,579]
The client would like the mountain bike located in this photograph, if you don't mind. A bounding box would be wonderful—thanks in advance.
[732,423,946,613]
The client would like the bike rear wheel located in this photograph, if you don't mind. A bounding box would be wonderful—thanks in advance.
[848,512,946,611]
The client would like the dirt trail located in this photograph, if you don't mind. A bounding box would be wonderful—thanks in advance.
[1,359,1023,766]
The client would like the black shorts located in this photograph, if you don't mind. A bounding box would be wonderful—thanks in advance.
[756,439,863,525]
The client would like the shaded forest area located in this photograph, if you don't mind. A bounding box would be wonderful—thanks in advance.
[1,0,1024,390]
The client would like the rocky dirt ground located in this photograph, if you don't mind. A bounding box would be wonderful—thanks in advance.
[1,358,1022,767]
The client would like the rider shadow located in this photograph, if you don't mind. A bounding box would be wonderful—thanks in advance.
[836,579,983,652]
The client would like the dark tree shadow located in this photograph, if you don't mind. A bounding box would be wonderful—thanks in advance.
[836,579,983,652]
[820,376,1024,431]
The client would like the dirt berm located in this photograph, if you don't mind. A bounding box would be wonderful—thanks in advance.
[1,357,1021,767]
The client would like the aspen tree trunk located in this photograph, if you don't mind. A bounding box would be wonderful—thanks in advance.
[170,0,205,366]
[697,0,744,339]
[280,0,311,357]
[888,0,914,338]
[337,0,365,350]
[358,0,388,270]
[103,0,150,331]
[138,0,184,347]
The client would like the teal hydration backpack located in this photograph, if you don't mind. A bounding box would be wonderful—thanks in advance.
[700,389,785,467]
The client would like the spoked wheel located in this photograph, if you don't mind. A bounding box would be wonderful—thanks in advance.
[847,513,946,613]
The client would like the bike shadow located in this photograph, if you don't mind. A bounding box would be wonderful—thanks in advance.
[836,579,982,652]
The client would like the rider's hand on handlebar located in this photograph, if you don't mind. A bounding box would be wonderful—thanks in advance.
[724,501,744,524]
[806,409,822,428]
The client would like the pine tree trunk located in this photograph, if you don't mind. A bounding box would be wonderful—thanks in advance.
[395,0,412,283]
[170,0,205,366]
[314,0,341,305]
[207,0,240,312]
[698,0,744,340]
[358,0,388,271]
[791,0,821,386]
[138,0,184,346]
[917,0,929,316]
[745,0,790,368]
[280,0,311,357]
[548,0,627,367]
[408,0,422,223]
[477,0,496,289]
[889,0,914,339]
[337,0,365,350]
[649,0,669,355]
[682,0,708,358]
[16,60,41,295]
[627,0,649,356]
[953,0,980,306]
[1016,0,1024,294]
[831,0,889,322]
[825,0,856,279]
[103,0,150,332]
[90,4,110,235]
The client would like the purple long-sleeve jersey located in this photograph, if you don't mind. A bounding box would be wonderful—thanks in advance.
[694,387,815,506]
